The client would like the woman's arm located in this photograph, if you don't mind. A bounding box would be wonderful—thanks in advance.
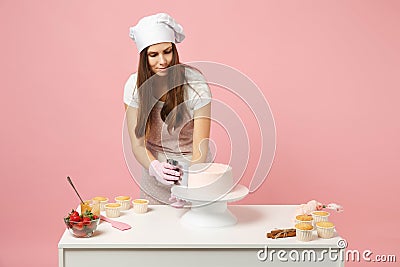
[125,104,156,169]
[191,102,211,165]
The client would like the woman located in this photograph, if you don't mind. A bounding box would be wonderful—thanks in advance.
[124,13,212,205]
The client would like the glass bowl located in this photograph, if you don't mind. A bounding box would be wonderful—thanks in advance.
[64,217,100,238]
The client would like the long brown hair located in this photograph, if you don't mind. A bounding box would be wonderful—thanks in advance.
[135,43,190,138]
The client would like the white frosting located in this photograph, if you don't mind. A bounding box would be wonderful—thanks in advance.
[188,163,233,198]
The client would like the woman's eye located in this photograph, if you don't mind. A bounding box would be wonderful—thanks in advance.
[164,50,172,54]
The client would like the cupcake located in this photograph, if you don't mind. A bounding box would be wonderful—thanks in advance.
[311,211,330,224]
[295,223,314,242]
[105,203,121,218]
[316,221,335,239]
[133,199,149,214]
[115,196,132,210]
[295,214,313,225]
[92,196,109,211]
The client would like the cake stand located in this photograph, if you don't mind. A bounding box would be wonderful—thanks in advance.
[171,184,249,228]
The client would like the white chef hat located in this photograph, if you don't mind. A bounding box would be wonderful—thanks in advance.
[129,13,185,53]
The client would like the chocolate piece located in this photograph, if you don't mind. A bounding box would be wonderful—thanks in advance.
[270,229,295,235]
[266,228,296,239]
[267,231,296,239]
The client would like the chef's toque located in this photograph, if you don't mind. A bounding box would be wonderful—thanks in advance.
[129,13,185,53]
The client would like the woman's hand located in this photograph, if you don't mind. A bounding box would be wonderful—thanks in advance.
[149,160,181,185]
[169,194,190,208]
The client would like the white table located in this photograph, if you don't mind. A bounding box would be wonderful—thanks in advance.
[58,205,345,266]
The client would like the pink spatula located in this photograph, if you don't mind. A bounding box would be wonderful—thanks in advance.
[100,215,132,231]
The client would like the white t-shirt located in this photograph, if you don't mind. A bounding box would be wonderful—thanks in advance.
[123,67,212,113]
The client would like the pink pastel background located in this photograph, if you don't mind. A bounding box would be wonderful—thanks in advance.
[1,0,399,266]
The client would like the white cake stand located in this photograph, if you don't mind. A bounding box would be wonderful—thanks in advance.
[171,184,249,228]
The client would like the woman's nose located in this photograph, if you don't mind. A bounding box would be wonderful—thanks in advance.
[159,55,167,65]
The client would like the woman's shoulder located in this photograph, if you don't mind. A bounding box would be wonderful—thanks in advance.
[184,65,206,81]
[123,72,139,107]
[124,73,138,91]
[183,66,211,110]
[126,72,138,83]
[183,65,209,93]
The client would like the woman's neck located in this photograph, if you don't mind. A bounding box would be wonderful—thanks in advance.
[152,74,168,101]
[152,74,168,87]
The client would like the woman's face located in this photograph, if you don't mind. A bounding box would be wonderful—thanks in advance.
[147,42,173,76]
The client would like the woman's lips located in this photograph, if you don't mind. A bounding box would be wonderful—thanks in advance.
[157,68,168,74]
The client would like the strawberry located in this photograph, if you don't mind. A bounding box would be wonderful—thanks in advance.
[82,210,96,220]
[82,217,91,226]
[73,221,84,230]
[69,214,81,222]
[70,210,79,217]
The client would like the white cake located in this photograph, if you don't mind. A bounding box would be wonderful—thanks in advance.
[187,163,234,199]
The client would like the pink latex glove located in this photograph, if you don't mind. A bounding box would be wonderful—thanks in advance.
[295,200,344,216]
[149,160,180,186]
[295,200,323,216]
[326,203,344,212]
[169,194,190,208]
